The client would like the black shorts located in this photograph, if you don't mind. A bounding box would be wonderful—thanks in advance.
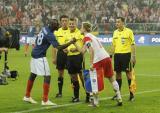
[114,53,132,72]
[56,50,67,70]
[67,54,83,74]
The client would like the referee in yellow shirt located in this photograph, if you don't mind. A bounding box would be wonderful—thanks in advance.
[111,17,136,101]
[65,18,90,102]
[52,15,69,98]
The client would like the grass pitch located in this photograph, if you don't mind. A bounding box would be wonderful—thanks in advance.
[0,46,160,113]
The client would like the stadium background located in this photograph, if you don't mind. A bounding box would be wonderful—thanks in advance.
[0,0,160,113]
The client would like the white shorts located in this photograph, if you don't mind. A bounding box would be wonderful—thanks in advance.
[30,57,50,76]
[26,37,36,45]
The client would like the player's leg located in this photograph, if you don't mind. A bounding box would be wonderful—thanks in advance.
[56,69,64,97]
[67,55,80,102]
[114,54,123,90]
[40,58,57,105]
[123,53,135,101]
[55,50,67,97]
[112,54,122,100]
[41,76,57,106]
[71,74,80,102]
[103,58,122,106]
[79,71,90,103]
[77,54,90,103]
[88,93,99,107]
[108,76,122,106]
[126,71,135,101]
[23,72,37,104]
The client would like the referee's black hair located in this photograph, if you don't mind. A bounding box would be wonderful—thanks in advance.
[60,15,69,21]
[117,17,125,22]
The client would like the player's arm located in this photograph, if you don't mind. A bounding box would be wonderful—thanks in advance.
[131,44,136,66]
[57,38,76,50]
[52,47,57,65]
[74,42,87,54]
[110,31,116,58]
[88,45,94,69]
[47,32,76,50]
[130,30,136,66]
[109,43,115,58]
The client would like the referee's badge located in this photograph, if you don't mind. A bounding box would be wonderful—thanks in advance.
[121,37,125,44]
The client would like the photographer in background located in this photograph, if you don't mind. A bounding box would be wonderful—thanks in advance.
[0,48,8,52]
[0,27,9,57]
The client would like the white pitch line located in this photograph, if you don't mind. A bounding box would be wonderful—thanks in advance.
[13,89,160,113]
[137,74,160,77]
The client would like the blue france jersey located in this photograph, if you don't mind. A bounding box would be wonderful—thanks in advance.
[31,27,59,58]
[28,26,36,37]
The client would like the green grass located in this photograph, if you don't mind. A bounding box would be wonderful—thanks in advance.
[0,46,160,113]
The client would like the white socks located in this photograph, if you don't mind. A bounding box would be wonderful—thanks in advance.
[112,81,122,100]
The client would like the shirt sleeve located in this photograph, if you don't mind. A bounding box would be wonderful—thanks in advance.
[47,31,59,48]
[112,31,116,46]
[129,30,135,45]
[83,36,92,43]
[83,36,92,48]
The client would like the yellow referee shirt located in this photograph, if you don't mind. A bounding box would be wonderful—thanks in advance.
[54,28,69,45]
[112,27,135,53]
[65,28,83,56]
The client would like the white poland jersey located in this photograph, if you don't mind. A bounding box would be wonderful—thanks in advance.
[83,33,110,63]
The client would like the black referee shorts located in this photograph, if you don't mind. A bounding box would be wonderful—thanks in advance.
[114,53,132,72]
[56,50,67,70]
[67,54,83,75]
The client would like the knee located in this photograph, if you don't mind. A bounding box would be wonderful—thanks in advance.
[116,72,122,79]
[29,73,37,81]
[44,76,51,84]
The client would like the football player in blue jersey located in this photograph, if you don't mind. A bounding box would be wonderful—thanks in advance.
[23,19,76,106]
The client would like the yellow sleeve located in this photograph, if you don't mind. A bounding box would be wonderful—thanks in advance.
[129,30,135,45]
[112,31,116,46]
[54,31,58,40]
[75,33,84,48]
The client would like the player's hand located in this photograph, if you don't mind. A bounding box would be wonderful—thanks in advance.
[70,38,77,44]
[63,48,68,53]
[90,64,94,71]
[70,48,78,53]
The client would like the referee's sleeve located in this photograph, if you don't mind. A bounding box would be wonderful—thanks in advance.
[130,30,135,45]
[112,31,116,46]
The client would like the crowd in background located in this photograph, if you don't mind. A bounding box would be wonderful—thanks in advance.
[0,0,159,32]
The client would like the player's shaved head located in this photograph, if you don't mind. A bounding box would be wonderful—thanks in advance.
[48,19,59,32]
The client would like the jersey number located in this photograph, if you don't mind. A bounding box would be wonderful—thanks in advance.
[36,31,44,45]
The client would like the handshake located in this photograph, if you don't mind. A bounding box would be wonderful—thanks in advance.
[70,38,77,44]
[57,38,77,50]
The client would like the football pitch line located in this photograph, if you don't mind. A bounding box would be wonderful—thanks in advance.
[13,89,160,113]
[137,74,160,77]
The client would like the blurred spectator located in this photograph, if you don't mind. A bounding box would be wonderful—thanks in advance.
[0,0,159,32]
